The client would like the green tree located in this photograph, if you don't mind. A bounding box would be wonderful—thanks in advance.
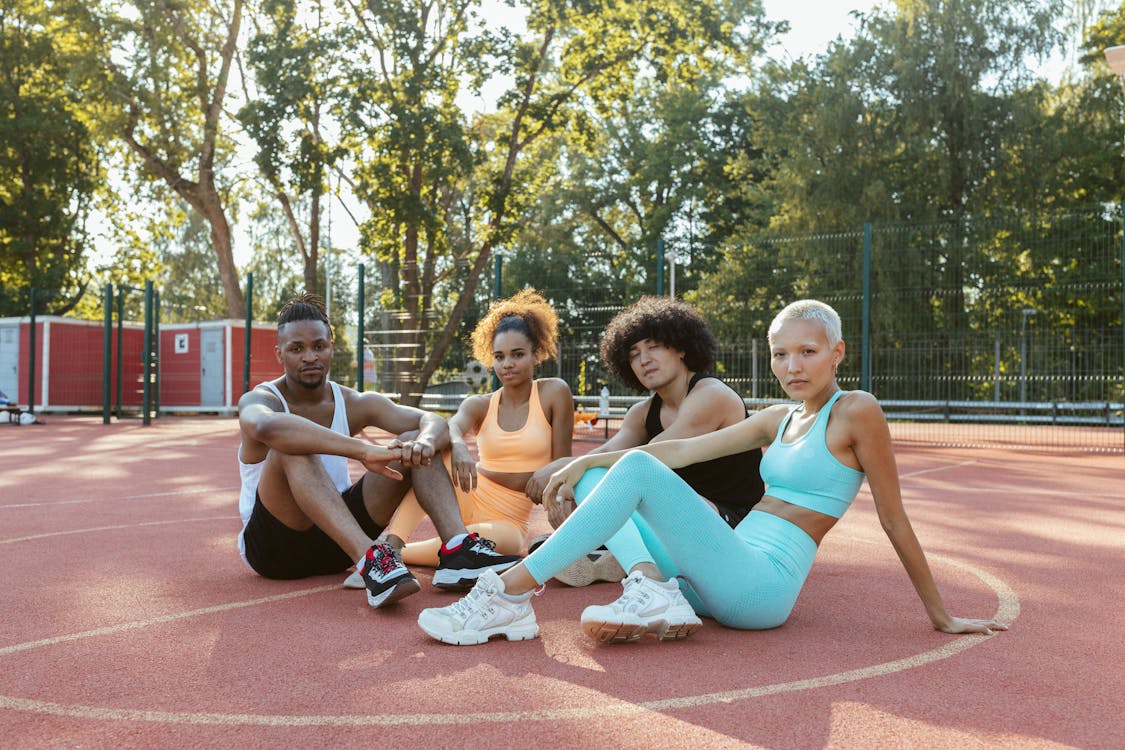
[328,0,769,403]
[239,0,342,296]
[0,0,97,316]
[697,0,1067,336]
[518,74,757,302]
[64,0,247,319]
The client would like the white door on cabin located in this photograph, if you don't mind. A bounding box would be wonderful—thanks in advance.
[0,324,19,401]
[200,328,224,406]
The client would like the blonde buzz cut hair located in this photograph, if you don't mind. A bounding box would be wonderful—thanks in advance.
[768,300,842,347]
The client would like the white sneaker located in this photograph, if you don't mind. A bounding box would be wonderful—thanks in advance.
[580,570,702,643]
[417,569,539,646]
[342,570,365,589]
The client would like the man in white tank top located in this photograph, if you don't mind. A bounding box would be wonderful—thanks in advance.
[237,294,519,609]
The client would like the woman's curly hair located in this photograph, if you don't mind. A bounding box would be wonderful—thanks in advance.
[470,288,559,367]
[599,296,717,392]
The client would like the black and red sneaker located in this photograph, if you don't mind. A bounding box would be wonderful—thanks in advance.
[433,533,520,591]
[361,543,420,608]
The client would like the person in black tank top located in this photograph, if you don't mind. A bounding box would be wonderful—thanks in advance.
[645,374,763,528]
[525,297,764,588]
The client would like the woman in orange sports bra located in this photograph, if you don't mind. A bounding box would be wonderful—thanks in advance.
[382,288,574,568]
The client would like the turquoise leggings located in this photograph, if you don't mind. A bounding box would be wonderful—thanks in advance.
[523,451,818,629]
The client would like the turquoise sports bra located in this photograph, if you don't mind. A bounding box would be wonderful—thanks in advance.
[759,390,865,519]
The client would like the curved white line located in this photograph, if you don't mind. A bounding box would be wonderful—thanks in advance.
[0,550,1019,726]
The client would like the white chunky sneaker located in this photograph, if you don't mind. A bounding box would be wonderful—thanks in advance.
[417,569,539,646]
[579,570,702,643]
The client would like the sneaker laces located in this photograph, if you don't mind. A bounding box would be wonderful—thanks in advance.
[467,535,500,556]
[447,578,499,620]
[613,573,656,613]
[369,545,402,576]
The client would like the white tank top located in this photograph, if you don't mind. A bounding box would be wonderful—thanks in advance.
[237,381,352,557]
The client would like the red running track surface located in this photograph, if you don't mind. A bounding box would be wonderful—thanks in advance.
[0,416,1121,748]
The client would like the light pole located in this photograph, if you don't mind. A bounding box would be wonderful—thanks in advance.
[1019,308,1037,404]
[665,250,676,298]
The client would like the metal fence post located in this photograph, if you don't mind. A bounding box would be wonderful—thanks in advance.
[357,263,365,393]
[143,280,153,425]
[861,222,872,392]
[153,289,160,418]
[27,288,36,415]
[244,272,253,396]
[116,287,124,418]
[491,254,503,391]
[102,283,113,424]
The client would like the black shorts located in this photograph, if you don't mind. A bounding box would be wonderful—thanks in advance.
[713,501,753,530]
[242,476,385,580]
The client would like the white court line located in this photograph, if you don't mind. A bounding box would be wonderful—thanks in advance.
[0,516,232,545]
[0,486,237,510]
[0,544,1019,726]
[899,460,977,478]
[0,584,341,658]
[895,459,1123,498]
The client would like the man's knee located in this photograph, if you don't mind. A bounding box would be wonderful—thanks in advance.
[404,457,451,488]
[266,450,319,475]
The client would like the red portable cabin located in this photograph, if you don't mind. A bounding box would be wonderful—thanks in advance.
[0,317,282,414]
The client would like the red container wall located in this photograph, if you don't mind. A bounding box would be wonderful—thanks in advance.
[15,319,284,410]
[160,329,202,406]
[17,320,145,408]
[232,323,283,399]
[115,326,147,407]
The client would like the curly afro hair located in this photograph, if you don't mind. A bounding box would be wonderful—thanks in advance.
[599,296,717,392]
[470,288,559,367]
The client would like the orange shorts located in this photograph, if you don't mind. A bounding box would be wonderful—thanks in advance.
[454,472,533,538]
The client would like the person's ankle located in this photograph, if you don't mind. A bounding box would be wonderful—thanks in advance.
[629,562,663,581]
[440,532,469,553]
[380,534,406,551]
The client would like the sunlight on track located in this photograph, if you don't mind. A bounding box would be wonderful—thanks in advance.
[0,537,1018,726]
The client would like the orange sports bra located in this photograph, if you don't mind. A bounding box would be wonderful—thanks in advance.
[476,380,554,473]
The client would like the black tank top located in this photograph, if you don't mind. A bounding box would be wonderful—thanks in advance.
[644,374,764,524]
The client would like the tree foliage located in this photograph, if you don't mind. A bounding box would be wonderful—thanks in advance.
[0,0,97,316]
[239,0,344,296]
[696,0,1073,327]
[5,0,1123,410]
[317,0,768,403]
[62,0,247,319]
